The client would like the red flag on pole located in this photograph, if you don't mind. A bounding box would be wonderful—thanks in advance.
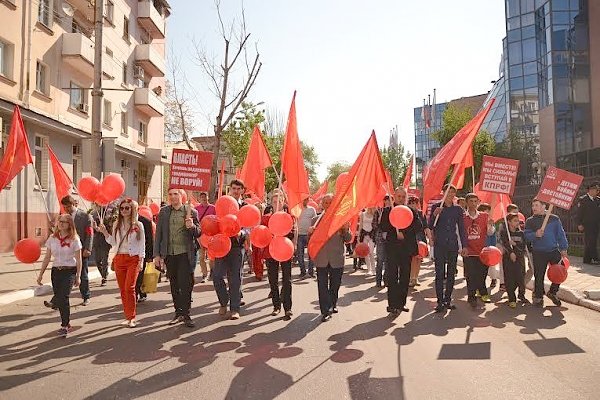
[0,106,33,191]
[218,160,225,198]
[238,126,273,199]
[281,91,310,210]
[308,131,387,259]
[422,99,495,212]
[450,145,474,190]
[403,154,414,190]
[47,144,73,213]
[311,180,329,203]
[474,182,511,222]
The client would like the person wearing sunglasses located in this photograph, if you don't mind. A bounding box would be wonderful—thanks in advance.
[37,215,82,337]
[97,198,145,328]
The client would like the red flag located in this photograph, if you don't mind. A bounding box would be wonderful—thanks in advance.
[281,91,310,210]
[403,154,414,190]
[311,180,329,203]
[450,145,474,190]
[422,99,495,212]
[188,192,200,207]
[474,182,511,222]
[309,132,387,259]
[239,126,273,199]
[47,144,73,213]
[0,106,33,191]
[218,160,225,198]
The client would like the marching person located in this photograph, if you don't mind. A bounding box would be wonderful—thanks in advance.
[576,182,600,265]
[61,195,93,305]
[407,196,428,287]
[135,212,154,303]
[380,187,423,315]
[154,188,201,327]
[37,215,82,337]
[97,198,145,327]
[524,198,568,307]
[500,212,529,308]
[358,207,377,276]
[373,195,392,288]
[428,184,467,312]
[195,192,216,282]
[297,198,317,278]
[92,205,113,287]
[310,194,352,322]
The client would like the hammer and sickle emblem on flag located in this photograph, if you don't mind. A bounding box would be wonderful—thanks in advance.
[335,178,357,217]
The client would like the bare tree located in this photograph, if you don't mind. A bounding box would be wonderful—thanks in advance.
[193,1,262,201]
[263,108,287,137]
[165,51,195,149]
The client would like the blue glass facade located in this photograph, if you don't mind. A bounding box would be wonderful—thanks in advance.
[414,102,446,185]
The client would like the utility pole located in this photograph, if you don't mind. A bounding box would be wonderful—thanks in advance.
[91,0,105,179]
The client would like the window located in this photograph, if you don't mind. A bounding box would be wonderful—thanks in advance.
[138,121,147,144]
[34,135,49,190]
[72,19,83,34]
[122,63,128,84]
[105,47,113,58]
[103,99,112,126]
[69,82,87,112]
[38,0,52,27]
[104,0,114,23]
[121,111,128,136]
[72,145,82,186]
[36,61,48,95]
[123,17,129,42]
[0,39,14,79]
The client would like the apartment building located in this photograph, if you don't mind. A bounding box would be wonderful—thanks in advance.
[0,0,170,251]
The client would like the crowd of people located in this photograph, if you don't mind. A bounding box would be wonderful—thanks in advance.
[37,178,599,337]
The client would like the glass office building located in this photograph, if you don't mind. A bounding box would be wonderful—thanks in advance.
[414,102,446,185]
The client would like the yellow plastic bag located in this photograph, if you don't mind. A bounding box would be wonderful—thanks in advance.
[141,262,159,293]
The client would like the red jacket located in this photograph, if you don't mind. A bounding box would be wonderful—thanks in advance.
[463,212,490,256]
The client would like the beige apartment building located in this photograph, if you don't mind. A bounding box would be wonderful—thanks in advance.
[0,0,170,251]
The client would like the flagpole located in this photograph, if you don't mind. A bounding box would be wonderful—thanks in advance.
[471,165,476,190]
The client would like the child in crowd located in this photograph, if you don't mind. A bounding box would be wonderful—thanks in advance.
[499,213,529,308]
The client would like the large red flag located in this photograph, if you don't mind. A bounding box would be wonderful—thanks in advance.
[309,132,387,259]
[47,144,73,213]
[281,91,310,210]
[450,145,474,190]
[238,126,273,199]
[311,180,329,203]
[422,99,495,212]
[0,106,33,191]
[474,182,511,222]
[403,154,414,190]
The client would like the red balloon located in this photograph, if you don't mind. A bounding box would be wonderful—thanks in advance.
[101,174,126,202]
[95,191,111,206]
[149,203,160,216]
[199,234,213,248]
[138,206,152,221]
[335,172,350,193]
[389,205,414,229]
[208,233,232,258]
[238,205,261,228]
[151,221,156,236]
[518,212,526,223]
[14,238,41,264]
[77,176,101,202]
[201,215,221,236]
[220,214,241,237]
[418,241,429,258]
[269,236,294,262]
[479,246,502,267]
[250,225,273,248]
[268,211,293,236]
[215,195,240,217]
[547,263,568,284]
[561,256,570,270]
[244,197,259,205]
[354,242,370,258]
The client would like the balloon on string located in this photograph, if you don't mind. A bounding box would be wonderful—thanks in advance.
[77,176,101,202]
[149,203,160,216]
[354,242,369,258]
[518,212,526,223]
[208,233,232,258]
[201,215,221,236]
[561,256,570,270]
[138,206,152,221]
[220,214,241,237]
[238,205,261,228]
[95,191,111,206]
[250,225,273,248]
[389,205,414,229]
[101,173,126,202]
[215,195,240,217]
[199,234,212,248]
[547,263,568,284]
[269,236,294,262]
[335,172,350,193]
[14,238,41,264]
[244,197,259,205]
[268,211,293,236]
[418,241,429,257]
[479,246,502,267]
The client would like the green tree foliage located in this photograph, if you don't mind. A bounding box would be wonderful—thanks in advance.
[325,161,352,192]
[381,143,412,189]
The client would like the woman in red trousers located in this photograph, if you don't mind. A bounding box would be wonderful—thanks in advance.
[98,198,145,327]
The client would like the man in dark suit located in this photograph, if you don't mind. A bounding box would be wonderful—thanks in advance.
[154,188,201,327]
[61,195,93,305]
[577,182,600,265]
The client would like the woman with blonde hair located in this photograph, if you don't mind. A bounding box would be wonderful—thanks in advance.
[97,198,145,327]
[37,214,82,337]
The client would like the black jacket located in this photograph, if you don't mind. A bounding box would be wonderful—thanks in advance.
[379,205,422,256]
[138,215,154,260]
[576,194,600,226]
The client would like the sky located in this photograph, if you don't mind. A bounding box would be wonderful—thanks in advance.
[166,0,507,180]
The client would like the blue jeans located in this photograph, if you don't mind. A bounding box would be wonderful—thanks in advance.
[376,240,386,284]
[79,256,90,300]
[316,265,343,315]
[213,247,243,312]
[434,246,458,304]
[296,234,314,275]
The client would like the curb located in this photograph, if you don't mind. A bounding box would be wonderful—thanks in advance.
[0,269,114,306]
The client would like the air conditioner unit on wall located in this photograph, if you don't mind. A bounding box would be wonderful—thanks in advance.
[133,65,145,79]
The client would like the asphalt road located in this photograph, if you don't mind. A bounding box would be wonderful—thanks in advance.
[1,259,599,400]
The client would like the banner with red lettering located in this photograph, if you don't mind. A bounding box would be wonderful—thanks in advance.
[479,155,519,195]
[536,166,583,210]
[169,149,214,191]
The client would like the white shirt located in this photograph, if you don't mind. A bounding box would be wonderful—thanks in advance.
[106,222,146,258]
[46,236,82,267]
[360,211,374,232]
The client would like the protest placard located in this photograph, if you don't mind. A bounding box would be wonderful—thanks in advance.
[536,166,584,210]
[479,156,520,195]
[169,149,214,192]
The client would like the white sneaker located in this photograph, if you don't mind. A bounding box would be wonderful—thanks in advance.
[128,319,138,328]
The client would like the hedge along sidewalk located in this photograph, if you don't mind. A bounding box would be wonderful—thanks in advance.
[0,250,112,306]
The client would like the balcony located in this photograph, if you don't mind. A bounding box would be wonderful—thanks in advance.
[135,44,165,77]
[61,33,94,77]
[138,1,166,39]
[134,87,164,117]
